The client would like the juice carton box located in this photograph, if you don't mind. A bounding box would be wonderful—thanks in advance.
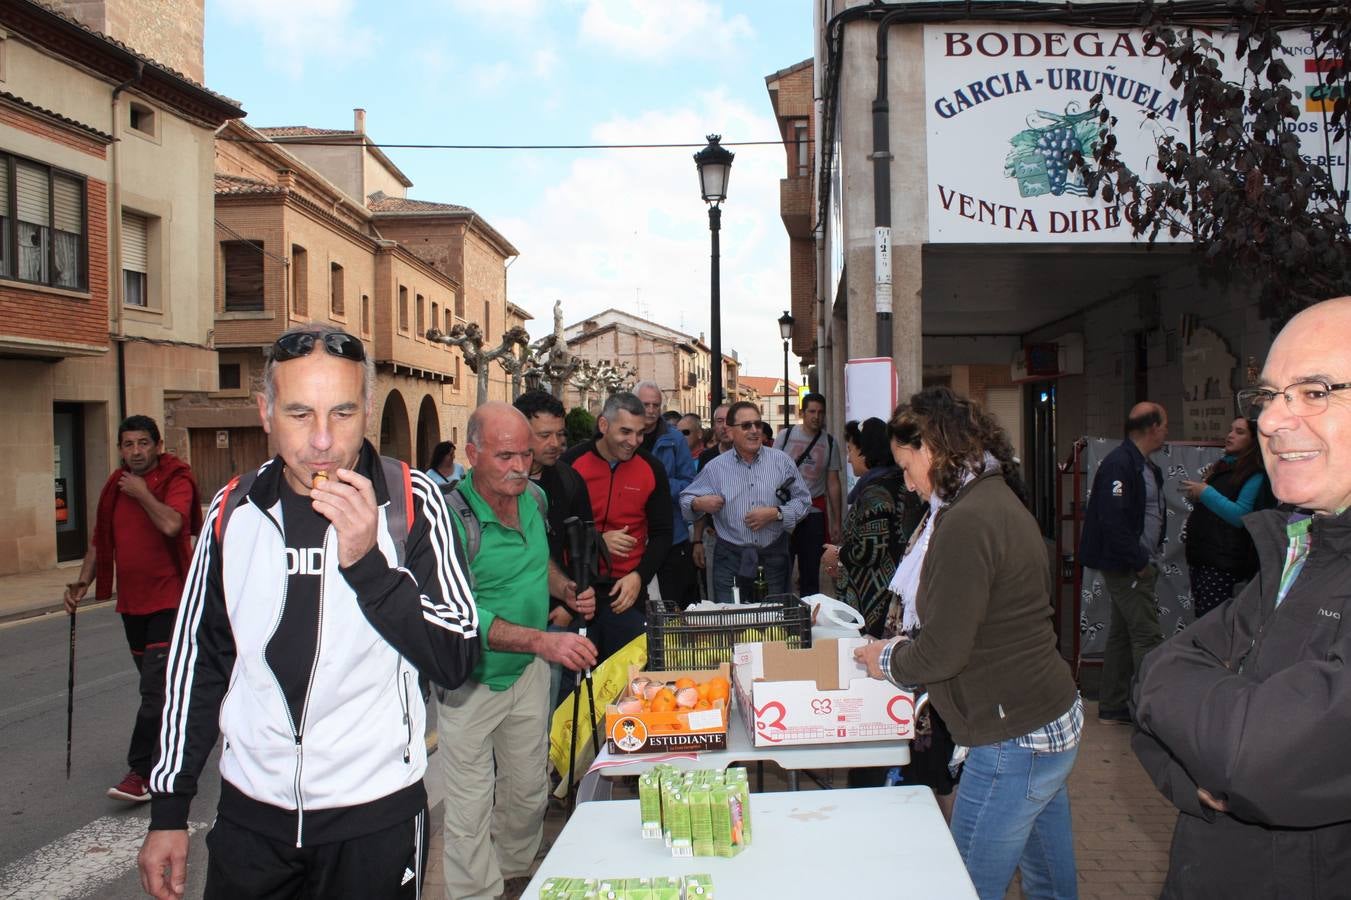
[650,876,682,900]
[687,781,715,857]
[619,877,653,899]
[663,784,692,858]
[638,770,663,839]
[682,874,715,898]
[710,780,750,857]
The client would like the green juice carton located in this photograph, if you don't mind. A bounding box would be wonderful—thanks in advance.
[710,780,750,857]
[687,781,715,857]
[619,877,653,899]
[682,874,715,898]
[650,876,682,900]
[638,770,663,839]
[664,786,693,858]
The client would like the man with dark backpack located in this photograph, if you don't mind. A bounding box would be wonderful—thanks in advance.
[436,402,597,899]
[139,325,481,900]
[514,389,594,707]
[774,392,844,597]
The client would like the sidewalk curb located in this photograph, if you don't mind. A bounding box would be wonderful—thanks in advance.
[0,598,114,626]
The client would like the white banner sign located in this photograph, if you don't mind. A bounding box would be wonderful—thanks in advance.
[924,25,1347,242]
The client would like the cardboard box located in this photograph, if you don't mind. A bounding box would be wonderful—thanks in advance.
[732,638,918,747]
[604,664,730,755]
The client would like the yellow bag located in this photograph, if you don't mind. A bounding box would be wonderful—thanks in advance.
[548,633,647,794]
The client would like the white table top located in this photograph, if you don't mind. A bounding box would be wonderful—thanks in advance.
[525,786,978,898]
[587,701,911,778]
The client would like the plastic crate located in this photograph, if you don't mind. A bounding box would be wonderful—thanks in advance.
[646,594,812,672]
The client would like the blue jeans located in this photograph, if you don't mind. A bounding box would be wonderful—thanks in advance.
[950,739,1079,900]
[710,537,790,602]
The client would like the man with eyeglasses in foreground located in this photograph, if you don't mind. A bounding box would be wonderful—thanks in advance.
[138,323,481,900]
[1131,297,1351,898]
[1078,400,1168,726]
[681,401,811,601]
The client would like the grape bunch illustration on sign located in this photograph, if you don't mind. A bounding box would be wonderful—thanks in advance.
[1004,105,1107,198]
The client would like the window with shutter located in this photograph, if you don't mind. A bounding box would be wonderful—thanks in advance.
[0,160,9,278]
[53,175,82,288]
[16,162,49,283]
[122,212,148,307]
[0,153,87,289]
[223,240,264,310]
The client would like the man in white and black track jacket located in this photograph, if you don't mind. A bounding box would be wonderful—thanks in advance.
[138,325,479,900]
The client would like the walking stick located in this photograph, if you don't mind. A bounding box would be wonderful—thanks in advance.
[66,603,76,779]
[563,516,602,813]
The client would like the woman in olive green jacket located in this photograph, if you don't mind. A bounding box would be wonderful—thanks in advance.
[856,386,1082,900]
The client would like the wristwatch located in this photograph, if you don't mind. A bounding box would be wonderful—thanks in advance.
[775,507,784,521]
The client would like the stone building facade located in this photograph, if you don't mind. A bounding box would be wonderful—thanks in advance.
[0,0,241,574]
[563,308,739,421]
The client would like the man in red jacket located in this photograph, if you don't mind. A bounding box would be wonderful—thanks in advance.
[64,414,201,804]
[562,392,672,662]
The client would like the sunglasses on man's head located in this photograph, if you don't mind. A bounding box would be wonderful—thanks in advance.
[270,331,366,363]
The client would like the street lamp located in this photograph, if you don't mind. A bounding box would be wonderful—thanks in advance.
[778,310,795,428]
[694,134,734,410]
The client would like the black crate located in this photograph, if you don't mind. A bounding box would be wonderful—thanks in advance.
[646,594,812,672]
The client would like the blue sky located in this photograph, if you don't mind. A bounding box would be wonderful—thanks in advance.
[204,0,813,378]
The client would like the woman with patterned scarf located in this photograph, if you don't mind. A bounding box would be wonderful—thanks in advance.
[856,386,1083,900]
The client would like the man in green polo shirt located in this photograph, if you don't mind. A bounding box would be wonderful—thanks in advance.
[436,402,598,900]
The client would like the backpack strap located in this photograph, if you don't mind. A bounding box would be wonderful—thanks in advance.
[524,480,550,535]
[213,468,259,543]
[443,489,482,576]
[379,456,414,566]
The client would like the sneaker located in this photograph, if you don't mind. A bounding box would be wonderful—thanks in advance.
[1097,706,1133,726]
[107,770,151,803]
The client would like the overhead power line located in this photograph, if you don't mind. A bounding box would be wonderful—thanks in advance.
[218,137,808,151]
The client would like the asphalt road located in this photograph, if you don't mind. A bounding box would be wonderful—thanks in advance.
[0,605,220,900]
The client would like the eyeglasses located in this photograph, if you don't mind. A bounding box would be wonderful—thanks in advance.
[1237,380,1351,419]
[679,428,693,436]
[270,331,366,363]
[732,420,764,432]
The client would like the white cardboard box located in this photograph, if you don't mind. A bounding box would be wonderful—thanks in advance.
[732,638,918,747]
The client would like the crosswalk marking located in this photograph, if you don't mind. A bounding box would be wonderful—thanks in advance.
[0,816,206,900]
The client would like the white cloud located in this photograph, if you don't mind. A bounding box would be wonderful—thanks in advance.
[533,47,560,78]
[217,0,377,78]
[578,0,755,62]
[472,61,513,92]
[500,91,794,379]
[444,0,547,21]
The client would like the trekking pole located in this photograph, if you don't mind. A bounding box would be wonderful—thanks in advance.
[563,516,602,813]
[65,601,77,779]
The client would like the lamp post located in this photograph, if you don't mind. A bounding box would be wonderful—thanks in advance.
[694,134,734,411]
[778,310,795,429]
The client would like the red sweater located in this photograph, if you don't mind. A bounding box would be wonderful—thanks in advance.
[561,442,672,582]
[93,454,202,614]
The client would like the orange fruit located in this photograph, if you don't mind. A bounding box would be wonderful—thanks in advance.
[694,699,711,711]
[706,678,730,703]
[651,689,677,713]
[674,677,696,691]
[696,682,711,701]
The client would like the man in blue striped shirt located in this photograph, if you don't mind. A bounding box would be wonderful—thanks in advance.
[680,401,811,601]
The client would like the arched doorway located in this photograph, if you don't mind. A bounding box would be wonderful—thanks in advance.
[379,389,411,463]
[415,395,440,471]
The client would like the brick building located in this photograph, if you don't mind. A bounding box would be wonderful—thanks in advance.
[174,112,532,499]
[563,308,740,420]
[0,0,241,575]
[739,375,801,428]
[765,59,816,371]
